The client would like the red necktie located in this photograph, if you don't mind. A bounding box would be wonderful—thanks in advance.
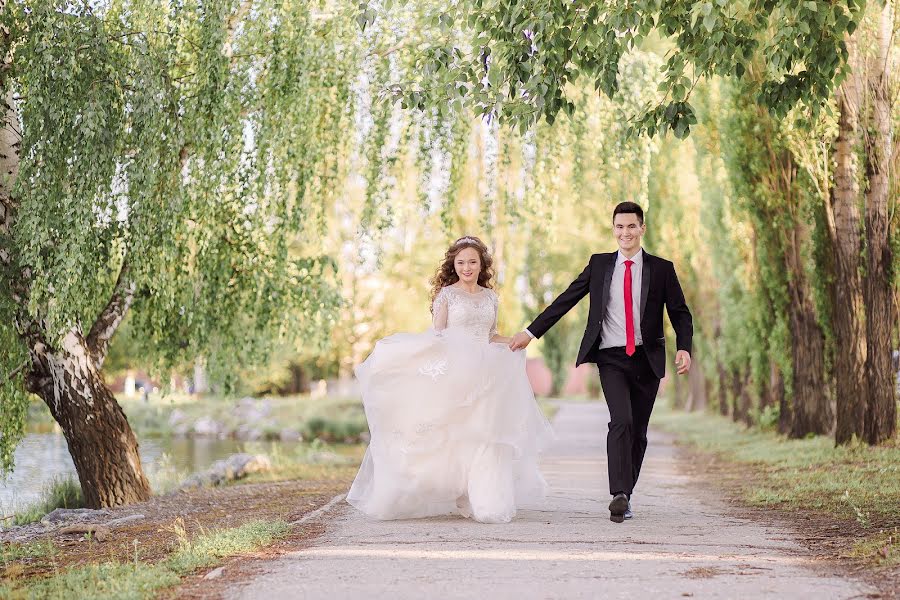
[624,260,635,356]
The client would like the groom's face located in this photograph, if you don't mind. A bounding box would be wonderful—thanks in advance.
[613,213,645,254]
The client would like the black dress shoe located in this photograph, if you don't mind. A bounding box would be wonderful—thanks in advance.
[609,493,628,523]
[623,501,633,520]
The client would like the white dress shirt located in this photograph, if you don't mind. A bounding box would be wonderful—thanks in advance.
[599,249,644,349]
[524,249,644,349]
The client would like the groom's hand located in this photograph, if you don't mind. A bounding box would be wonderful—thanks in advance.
[675,350,692,375]
[508,331,533,351]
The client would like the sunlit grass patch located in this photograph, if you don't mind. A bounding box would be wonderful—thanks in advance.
[4,562,179,600]
[239,439,365,485]
[165,518,290,574]
[849,528,900,567]
[0,539,56,566]
[0,519,290,600]
[653,403,900,565]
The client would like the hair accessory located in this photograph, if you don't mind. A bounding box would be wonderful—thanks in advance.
[455,236,478,246]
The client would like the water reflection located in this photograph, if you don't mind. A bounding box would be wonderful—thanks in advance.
[0,433,280,513]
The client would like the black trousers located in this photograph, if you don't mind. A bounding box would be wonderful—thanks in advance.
[596,346,661,497]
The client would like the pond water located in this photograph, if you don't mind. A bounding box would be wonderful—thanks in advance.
[0,433,287,514]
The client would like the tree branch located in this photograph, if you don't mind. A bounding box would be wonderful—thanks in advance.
[3,358,28,382]
[86,261,136,367]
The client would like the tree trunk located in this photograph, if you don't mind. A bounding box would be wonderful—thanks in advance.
[863,1,897,445]
[784,219,832,437]
[686,350,707,411]
[740,373,753,427]
[787,301,831,436]
[1,31,150,507]
[716,360,729,416]
[830,37,868,444]
[769,364,789,435]
[25,331,152,508]
[730,368,751,424]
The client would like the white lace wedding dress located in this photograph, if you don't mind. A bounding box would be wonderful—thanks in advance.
[347,285,554,523]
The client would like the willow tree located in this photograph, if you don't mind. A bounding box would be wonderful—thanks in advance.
[785,1,898,444]
[367,0,861,137]
[719,81,832,437]
[367,0,897,440]
[0,0,355,507]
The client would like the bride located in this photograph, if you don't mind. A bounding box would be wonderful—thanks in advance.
[347,235,554,524]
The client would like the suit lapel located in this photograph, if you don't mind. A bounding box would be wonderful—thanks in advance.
[640,250,652,321]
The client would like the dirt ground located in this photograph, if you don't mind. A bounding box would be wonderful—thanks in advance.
[673,445,899,599]
[1,478,348,588]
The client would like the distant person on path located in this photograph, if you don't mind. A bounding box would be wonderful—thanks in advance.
[347,236,553,524]
[509,201,693,523]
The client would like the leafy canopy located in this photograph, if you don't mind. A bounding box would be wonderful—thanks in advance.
[0,0,361,471]
[363,0,862,138]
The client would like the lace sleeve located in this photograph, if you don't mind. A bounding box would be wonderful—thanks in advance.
[488,290,499,340]
[432,287,449,331]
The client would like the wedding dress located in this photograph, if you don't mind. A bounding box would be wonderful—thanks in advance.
[347,285,554,523]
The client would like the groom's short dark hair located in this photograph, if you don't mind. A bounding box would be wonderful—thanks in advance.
[613,201,644,225]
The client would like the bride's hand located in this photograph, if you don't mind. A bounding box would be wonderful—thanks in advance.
[508,331,532,351]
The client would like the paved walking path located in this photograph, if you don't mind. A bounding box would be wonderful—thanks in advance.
[225,402,872,599]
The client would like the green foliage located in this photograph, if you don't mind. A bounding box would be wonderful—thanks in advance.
[0,0,371,471]
[720,79,794,392]
[2,0,358,357]
[366,0,862,136]
[752,404,781,431]
[13,476,85,526]
[302,415,367,443]
[0,303,29,473]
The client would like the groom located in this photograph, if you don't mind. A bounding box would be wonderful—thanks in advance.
[509,201,693,523]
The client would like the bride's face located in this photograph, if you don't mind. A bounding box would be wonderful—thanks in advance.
[454,247,481,284]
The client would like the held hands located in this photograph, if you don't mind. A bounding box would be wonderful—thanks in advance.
[675,350,692,375]
[508,331,533,351]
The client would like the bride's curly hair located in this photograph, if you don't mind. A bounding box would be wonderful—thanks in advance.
[429,235,495,312]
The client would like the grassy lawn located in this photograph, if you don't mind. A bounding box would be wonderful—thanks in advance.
[0,520,289,599]
[239,440,366,485]
[1,433,364,597]
[652,403,900,568]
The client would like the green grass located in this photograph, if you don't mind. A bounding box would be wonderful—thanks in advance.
[0,540,56,566]
[653,403,900,566]
[1,562,180,600]
[239,438,366,484]
[13,477,85,526]
[0,519,290,600]
[165,519,290,573]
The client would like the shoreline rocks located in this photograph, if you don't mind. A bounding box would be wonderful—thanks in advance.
[178,453,272,490]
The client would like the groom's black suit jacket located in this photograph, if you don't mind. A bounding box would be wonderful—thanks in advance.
[527,251,693,379]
